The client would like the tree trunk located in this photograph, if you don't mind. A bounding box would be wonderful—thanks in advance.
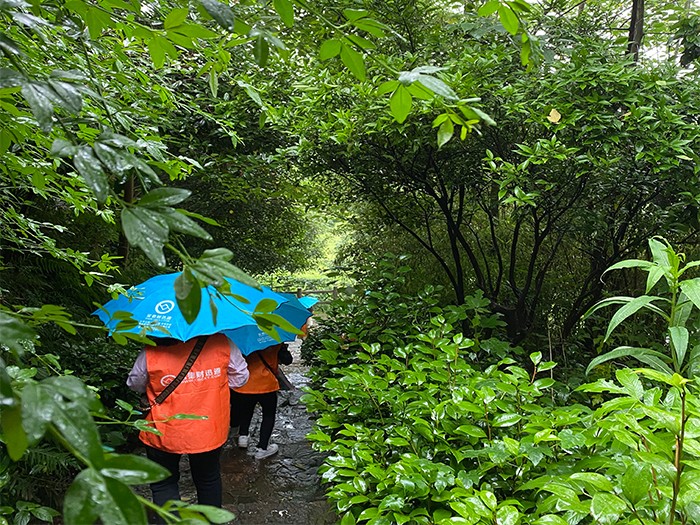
[117,175,134,264]
[627,0,644,61]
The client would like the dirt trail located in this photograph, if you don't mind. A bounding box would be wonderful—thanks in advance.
[172,341,336,525]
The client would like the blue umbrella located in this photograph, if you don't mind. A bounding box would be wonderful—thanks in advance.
[93,272,289,342]
[297,296,319,309]
[223,293,316,355]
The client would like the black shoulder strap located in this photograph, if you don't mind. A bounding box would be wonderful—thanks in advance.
[153,335,209,406]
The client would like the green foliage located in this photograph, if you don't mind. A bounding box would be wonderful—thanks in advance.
[305,239,700,524]
[586,237,700,377]
[302,253,511,372]
[0,500,60,525]
[0,443,78,511]
[674,15,700,66]
[287,13,700,353]
[0,345,234,525]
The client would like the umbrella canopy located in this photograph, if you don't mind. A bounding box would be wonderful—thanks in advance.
[93,273,289,342]
[223,293,316,356]
[297,296,319,309]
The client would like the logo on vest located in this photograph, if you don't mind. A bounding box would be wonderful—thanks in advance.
[155,300,175,314]
[161,374,176,387]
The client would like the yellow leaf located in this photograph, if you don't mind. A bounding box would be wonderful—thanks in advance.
[547,108,561,123]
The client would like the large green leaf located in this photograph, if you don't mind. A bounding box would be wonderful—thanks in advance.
[20,382,54,444]
[255,313,303,335]
[0,358,13,406]
[620,462,653,504]
[467,106,496,126]
[193,249,259,289]
[0,311,35,357]
[669,326,689,370]
[680,278,700,311]
[138,187,191,208]
[21,82,54,131]
[590,493,626,524]
[340,44,365,81]
[183,505,236,524]
[93,142,134,175]
[497,4,519,35]
[641,405,680,434]
[254,298,281,314]
[101,454,169,484]
[603,259,654,273]
[389,85,412,124]
[51,402,105,468]
[273,0,294,27]
[648,237,672,268]
[84,7,113,39]
[1,404,28,460]
[352,18,387,37]
[199,0,234,30]
[0,34,21,56]
[417,74,457,100]
[64,469,147,525]
[254,34,269,66]
[121,207,169,268]
[569,472,614,492]
[175,270,202,324]
[159,208,212,240]
[51,138,77,158]
[0,67,24,88]
[586,346,671,375]
[495,505,519,525]
[345,34,375,51]
[164,7,189,29]
[147,36,167,68]
[44,375,102,411]
[645,264,666,293]
[96,131,137,148]
[63,470,100,525]
[74,146,110,204]
[437,119,454,148]
[604,295,665,342]
[614,368,644,400]
[634,354,674,375]
[477,1,499,17]
[47,79,82,114]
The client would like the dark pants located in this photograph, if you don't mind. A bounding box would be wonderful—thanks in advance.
[230,390,277,449]
[145,446,222,508]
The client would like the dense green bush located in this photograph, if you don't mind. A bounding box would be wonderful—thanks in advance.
[304,241,700,524]
[302,254,512,373]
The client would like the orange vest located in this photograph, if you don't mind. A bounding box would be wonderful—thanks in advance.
[140,334,231,454]
[234,345,280,394]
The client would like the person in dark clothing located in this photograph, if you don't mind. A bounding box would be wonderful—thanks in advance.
[127,335,249,507]
[230,343,293,459]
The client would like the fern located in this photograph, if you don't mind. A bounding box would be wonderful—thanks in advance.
[1,443,79,508]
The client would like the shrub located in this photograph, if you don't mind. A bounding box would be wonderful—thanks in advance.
[304,240,700,524]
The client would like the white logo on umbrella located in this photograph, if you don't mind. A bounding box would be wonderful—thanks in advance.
[155,300,175,314]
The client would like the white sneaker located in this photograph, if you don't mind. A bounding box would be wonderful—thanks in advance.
[254,443,279,459]
[238,435,249,449]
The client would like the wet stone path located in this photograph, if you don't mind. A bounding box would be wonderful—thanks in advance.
[141,342,336,525]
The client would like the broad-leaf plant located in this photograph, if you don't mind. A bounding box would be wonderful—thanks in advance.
[306,242,700,524]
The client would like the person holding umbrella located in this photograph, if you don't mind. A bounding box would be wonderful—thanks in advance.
[127,333,249,510]
[230,342,293,459]
[224,292,316,459]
